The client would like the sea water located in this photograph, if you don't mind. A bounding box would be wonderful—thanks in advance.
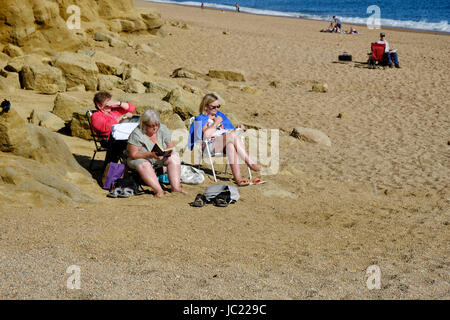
[145,0,450,33]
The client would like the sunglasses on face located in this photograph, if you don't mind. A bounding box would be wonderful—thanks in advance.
[207,104,221,109]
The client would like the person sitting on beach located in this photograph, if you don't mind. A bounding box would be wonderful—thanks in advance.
[348,27,359,34]
[320,22,335,33]
[91,91,136,164]
[377,32,400,68]
[127,109,186,197]
[188,93,262,186]
[333,16,342,33]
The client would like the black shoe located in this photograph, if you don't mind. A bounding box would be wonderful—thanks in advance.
[395,64,400,68]
[191,194,206,207]
[389,64,393,68]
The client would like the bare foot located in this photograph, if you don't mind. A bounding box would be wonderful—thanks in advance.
[172,188,188,195]
[248,163,261,172]
[155,191,164,198]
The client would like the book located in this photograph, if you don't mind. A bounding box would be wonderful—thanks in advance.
[151,141,173,157]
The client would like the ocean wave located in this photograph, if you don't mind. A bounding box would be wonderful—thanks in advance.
[145,0,450,33]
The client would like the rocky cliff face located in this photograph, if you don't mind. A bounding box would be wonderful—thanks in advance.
[0,0,163,52]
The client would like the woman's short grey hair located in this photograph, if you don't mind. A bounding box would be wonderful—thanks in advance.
[139,109,160,129]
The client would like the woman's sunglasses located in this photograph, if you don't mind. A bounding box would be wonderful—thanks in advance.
[207,104,221,109]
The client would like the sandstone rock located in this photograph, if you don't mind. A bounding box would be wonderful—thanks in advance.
[108,37,128,48]
[52,93,91,122]
[4,54,43,73]
[31,0,60,26]
[291,127,331,147]
[2,44,24,58]
[144,77,182,99]
[182,84,203,95]
[93,31,114,42]
[125,79,146,94]
[208,69,245,82]
[2,72,21,89]
[109,20,123,33]
[150,26,168,38]
[123,64,156,83]
[0,77,15,93]
[206,79,228,91]
[171,68,196,79]
[312,82,328,93]
[118,93,173,116]
[97,74,126,91]
[160,112,186,131]
[135,43,160,57]
[163,88,202,120]
[29,109,65,132]
[21,64,66,94]
[67,85,86,92]
[0,108,90,177]
[92,51,126,76]
[0,52,11,63]
[141,11,164,30]
[54,51,99,91]
[70,111,92,140]
[0,108,93,206]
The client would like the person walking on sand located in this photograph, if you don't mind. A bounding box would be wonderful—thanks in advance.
[201,2,204,10]
[235,3,240,13]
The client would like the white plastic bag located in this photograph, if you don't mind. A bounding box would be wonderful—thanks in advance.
[180,165,204,184]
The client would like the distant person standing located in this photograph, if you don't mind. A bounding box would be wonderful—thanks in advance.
[333,16,342,32]
[201,2,204,9]
[235,3,240,12]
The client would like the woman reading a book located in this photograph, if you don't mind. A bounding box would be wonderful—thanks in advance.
[127,109,186,197]
[188,93,261,186]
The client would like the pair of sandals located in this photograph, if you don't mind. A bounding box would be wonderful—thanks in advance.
[235,178,266,187]
[191,193,229,207]
[107,187,134,198]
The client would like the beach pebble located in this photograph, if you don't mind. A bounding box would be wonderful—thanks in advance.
[312,82,328,93]
[337,112,350,119]
[291,126,331,147]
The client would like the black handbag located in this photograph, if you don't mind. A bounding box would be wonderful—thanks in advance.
[338,53,352,61]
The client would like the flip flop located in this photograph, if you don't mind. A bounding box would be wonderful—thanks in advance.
[235,179,250,187]
[118,187,134,198]
[107,187,123,198]
[251,178,266,185]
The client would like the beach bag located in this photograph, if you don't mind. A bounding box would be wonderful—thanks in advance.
[102,162,125,190]
[180,165,205,185]
[339,53,352,61]
[204,184,240,203]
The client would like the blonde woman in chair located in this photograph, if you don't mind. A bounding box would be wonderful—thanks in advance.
[188,93,261,186]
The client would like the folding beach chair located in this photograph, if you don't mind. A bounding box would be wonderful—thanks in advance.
[188,117,252,182]
[368,42,388,68]
[86,110,109,171]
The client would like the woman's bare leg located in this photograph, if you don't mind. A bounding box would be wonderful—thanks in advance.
[164,153,187,194]
[225,133,261,171]
[137,161,164,197]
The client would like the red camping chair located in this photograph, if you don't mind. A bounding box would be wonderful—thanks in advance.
[368,42,388,68]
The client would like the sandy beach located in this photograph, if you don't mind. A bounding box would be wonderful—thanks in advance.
[0,0,448,299]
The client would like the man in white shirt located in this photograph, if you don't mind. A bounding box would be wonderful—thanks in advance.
[377,32,400,68]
